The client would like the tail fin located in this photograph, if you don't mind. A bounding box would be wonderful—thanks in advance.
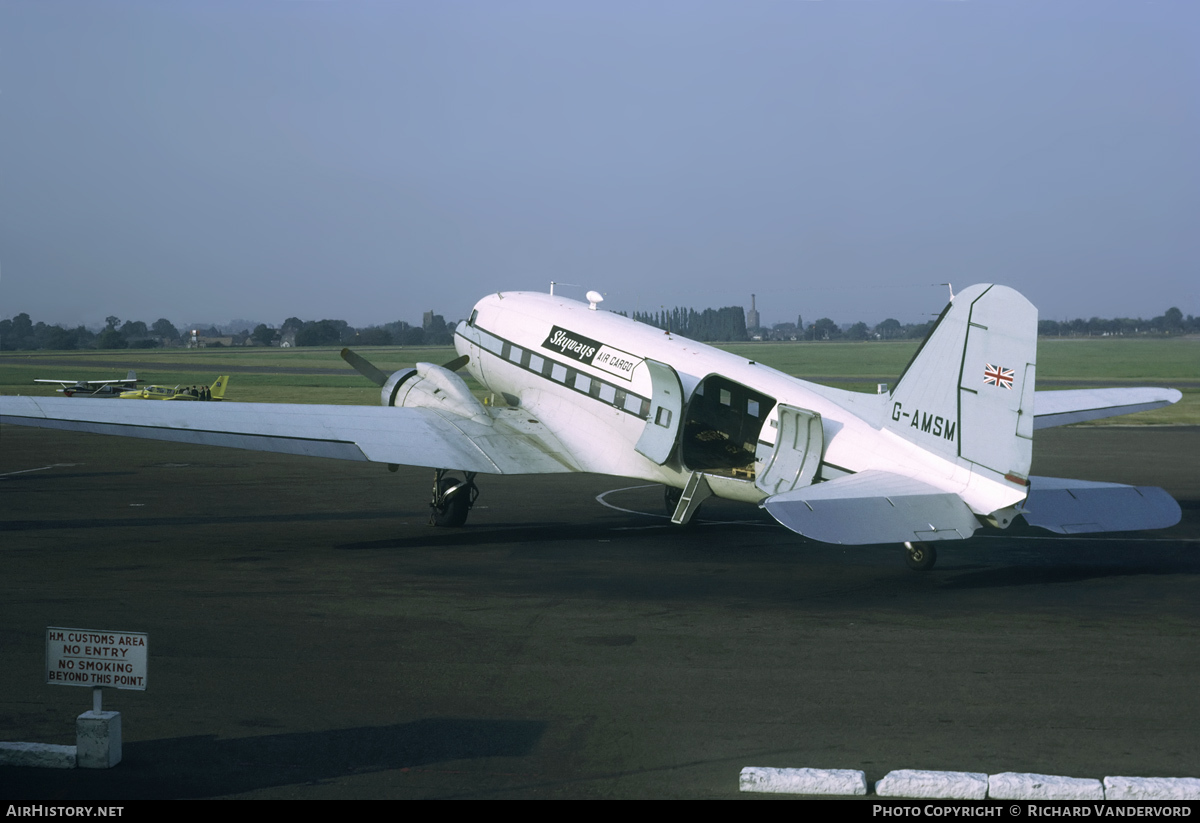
[885,284,1037,480]
[209,375,230,400]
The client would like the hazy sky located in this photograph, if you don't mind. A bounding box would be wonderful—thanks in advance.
[2,1,1197,331]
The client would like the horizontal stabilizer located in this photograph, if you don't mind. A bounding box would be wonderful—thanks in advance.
[1033,388,1181,429]
[1017,476,1181,534]
[762,470,981,545]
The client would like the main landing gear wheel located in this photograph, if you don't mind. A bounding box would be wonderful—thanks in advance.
[430,470,478,527]
[904,541,937,571]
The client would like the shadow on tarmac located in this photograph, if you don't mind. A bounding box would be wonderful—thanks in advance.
[4,718,546,800]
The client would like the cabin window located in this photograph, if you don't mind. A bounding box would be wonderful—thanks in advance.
[574,373,591,393]
[655,407,672,428]
[509,345,523,364]
[623,393,642,414]
[552,363,568,383]
[599,383,616,404]
[529,354,544,374]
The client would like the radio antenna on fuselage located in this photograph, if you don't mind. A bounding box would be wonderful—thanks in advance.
[549,281,581,296]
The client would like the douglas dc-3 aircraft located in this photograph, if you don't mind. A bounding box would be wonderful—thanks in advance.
[0,284,1183,570]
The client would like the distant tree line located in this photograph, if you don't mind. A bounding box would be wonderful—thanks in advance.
[762,317,935,342]
[0,311,457,351]
[2,304,1195,351]
[1037,307,1196,337]
[627,306,750,341]
[626,306,934,342]
[754,305,1196,342]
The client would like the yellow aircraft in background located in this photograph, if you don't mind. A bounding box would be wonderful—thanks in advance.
[120,375,229,401]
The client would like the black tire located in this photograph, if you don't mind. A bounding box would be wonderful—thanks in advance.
[432,476,470,527]
[904,541,937,571]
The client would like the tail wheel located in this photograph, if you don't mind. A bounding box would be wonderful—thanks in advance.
[904,541,937,571]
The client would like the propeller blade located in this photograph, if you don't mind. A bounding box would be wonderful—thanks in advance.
[442,354,469,372]
[340,348,389,387]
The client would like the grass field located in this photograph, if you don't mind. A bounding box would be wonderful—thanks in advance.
[1,336,1195,424]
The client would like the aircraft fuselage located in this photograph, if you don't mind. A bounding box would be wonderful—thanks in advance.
[454,291,1024,518]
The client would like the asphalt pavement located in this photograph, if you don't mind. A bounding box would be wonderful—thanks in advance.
[1,425,1197,799]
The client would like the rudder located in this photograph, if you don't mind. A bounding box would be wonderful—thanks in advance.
[886,284,1037,480]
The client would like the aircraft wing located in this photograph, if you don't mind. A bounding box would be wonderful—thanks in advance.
[761,470,982,545]
[34,376,138,387]
[1033,387,1181,429]
[0,396,579,475]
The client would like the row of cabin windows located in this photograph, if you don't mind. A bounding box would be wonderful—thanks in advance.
[470,326,651,419]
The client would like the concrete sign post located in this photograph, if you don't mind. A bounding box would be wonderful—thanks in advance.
[44,627,148,768]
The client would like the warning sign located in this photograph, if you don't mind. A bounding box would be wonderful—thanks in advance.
[45,627,148,690]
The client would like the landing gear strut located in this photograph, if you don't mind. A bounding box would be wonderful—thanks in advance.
[429,469,478,527]
[664,486,682,516]
[904,541,937,571]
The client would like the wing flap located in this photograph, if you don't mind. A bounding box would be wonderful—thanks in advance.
[762,470,981,545]
[1017,476,1181,534]
[0,396,577,475]
[1033,388,1181,429]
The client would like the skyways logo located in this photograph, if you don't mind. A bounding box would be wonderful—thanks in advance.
[543,326,600,363]
[542,326,643,382]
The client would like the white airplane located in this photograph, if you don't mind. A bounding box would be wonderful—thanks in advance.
[0,284,1182,570]
[34,370,139,398]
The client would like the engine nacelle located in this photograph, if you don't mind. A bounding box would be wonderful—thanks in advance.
[380,367,417,407]
[382,363,492,425]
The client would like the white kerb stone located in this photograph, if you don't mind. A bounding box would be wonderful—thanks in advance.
[1104,776,1200,800]
[989,772,1104,800]
[0,741,77,769]
[739,766,867,795]
[875,769,989,799]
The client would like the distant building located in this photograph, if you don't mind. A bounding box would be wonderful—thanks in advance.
[745,294,760,331]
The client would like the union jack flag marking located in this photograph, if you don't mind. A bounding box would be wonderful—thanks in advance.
[983,363,1014,389]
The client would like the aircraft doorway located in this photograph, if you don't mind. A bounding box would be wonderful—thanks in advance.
[680,375,776,479]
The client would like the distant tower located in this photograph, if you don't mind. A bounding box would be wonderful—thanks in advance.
[746,294,760,331]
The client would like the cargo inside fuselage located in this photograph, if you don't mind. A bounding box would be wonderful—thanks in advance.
[680,374,776,479]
